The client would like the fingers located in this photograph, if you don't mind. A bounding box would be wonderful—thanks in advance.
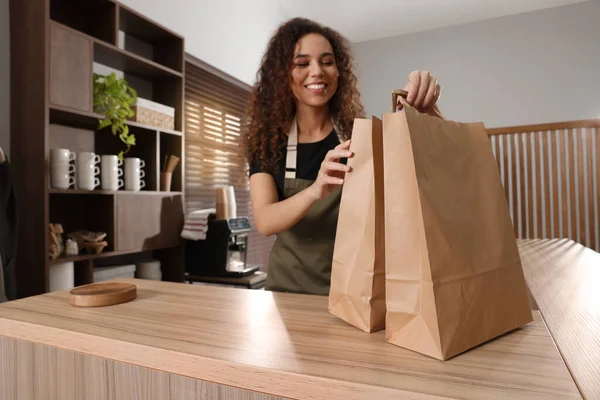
[412,71,430,109]
[318,156,351,188]
[422,77,437,110]
[405,70,441,111]
[321,160,350,174]
[396,88,406,110]
[406,71,421,104]
[323,175,345,185]
[433,81,441,104]
[335,139,351,150]
[326,148,353,162]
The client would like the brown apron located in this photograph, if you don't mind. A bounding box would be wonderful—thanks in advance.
[265,119,343,296]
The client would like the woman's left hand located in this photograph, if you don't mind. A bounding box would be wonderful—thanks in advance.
[398,70,441,112]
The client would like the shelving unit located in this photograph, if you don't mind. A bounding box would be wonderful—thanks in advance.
[48,250,133,265]
[10,0,186,297]
[49,105,183,137]
[49,189,183,195]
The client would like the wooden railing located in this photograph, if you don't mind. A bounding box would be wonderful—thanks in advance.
[488,119,600,252]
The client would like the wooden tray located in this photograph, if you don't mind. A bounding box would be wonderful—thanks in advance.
[69,282,137,307]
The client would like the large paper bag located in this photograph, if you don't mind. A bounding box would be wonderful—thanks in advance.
[328,117,386,333]
[383,93,533,360]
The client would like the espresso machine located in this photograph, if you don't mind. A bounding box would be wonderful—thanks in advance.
[184,214,258,277]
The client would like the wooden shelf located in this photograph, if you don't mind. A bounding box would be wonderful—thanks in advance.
[118,4,184,72]
[49,104,182,136]
[48,249,136,265]
[50,0,117,44]
[49,105,104,130]
[50,189,115,195]
[49,189,183,195]
[128,120,182,137]
[94,39,182,80]
[12,0,185,298]
[119,4,181,43]
[49,20,182,80]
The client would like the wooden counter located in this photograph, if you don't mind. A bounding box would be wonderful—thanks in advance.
[519,239,600,400]
[0,276,581,400]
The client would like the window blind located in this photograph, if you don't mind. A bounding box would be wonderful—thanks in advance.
[184,59,275,270]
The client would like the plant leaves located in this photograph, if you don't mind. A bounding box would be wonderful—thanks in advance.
[93,71,137,156]
[105,73,116,85]
[98,118,111,130]
[129,87,138,99]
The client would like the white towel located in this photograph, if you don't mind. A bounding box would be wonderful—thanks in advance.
[181,208,215,241]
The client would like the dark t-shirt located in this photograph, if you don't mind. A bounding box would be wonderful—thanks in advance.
[249,129,346,200]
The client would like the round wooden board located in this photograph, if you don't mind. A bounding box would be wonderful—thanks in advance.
[69,282,137,307]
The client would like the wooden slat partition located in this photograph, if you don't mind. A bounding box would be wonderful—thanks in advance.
[488,120,600,252]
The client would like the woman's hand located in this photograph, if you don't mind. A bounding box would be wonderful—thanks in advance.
[307,140,353,201]
[397,70,441,113]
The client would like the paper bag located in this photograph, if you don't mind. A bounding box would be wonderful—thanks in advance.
[383,92,533,360]
[328,118,386,333]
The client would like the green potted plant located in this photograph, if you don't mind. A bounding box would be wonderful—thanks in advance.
[93,72,138,159]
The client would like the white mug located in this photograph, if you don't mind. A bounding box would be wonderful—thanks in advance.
[127,179,146,191]
[50,162,75,190]
[124,157,146,191]
[101,155,123,169]
[125,157,145,170]
[101,176,124,191]
[77,163,100,177]
[101,155,123,191]
[78,174,100,191]
[50,172,75,189]
[51,163,75,175]
[50,148,76,164]
[78,152,100,166]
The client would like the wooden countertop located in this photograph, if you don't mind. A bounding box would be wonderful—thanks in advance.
[0,277,580,400]
[519,239,600,400]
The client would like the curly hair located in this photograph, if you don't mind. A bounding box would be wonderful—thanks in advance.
[243,17,365,175]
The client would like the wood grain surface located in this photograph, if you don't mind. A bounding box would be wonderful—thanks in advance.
[49,22,93,112]
[0,277,581,400]
[518,239,600,400]
[1,336,288,400]
[69,282,137,307]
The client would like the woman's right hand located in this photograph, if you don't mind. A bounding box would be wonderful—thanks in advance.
[307,140,353,201]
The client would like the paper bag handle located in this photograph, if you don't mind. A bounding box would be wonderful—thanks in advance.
[392,88,444,118]
[392,89,408,112]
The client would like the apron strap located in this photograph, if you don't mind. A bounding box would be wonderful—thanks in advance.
[285,118,298,179]
[285,117,341,180]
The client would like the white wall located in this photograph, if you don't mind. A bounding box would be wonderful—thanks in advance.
[0,0,9,158]
[353,0,600,128]
[119,0,285,86]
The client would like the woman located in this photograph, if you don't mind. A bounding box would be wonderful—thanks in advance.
[244,18,441,295]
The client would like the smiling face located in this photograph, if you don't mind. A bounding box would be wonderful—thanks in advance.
[290,33,339,109]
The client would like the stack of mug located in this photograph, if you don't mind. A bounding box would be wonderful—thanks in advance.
[101,156,146,191]
[100,155,124,191]
[50,149,76,189]
[76,152,101,190]
[124,157,146,191]
[50,149,146,192]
